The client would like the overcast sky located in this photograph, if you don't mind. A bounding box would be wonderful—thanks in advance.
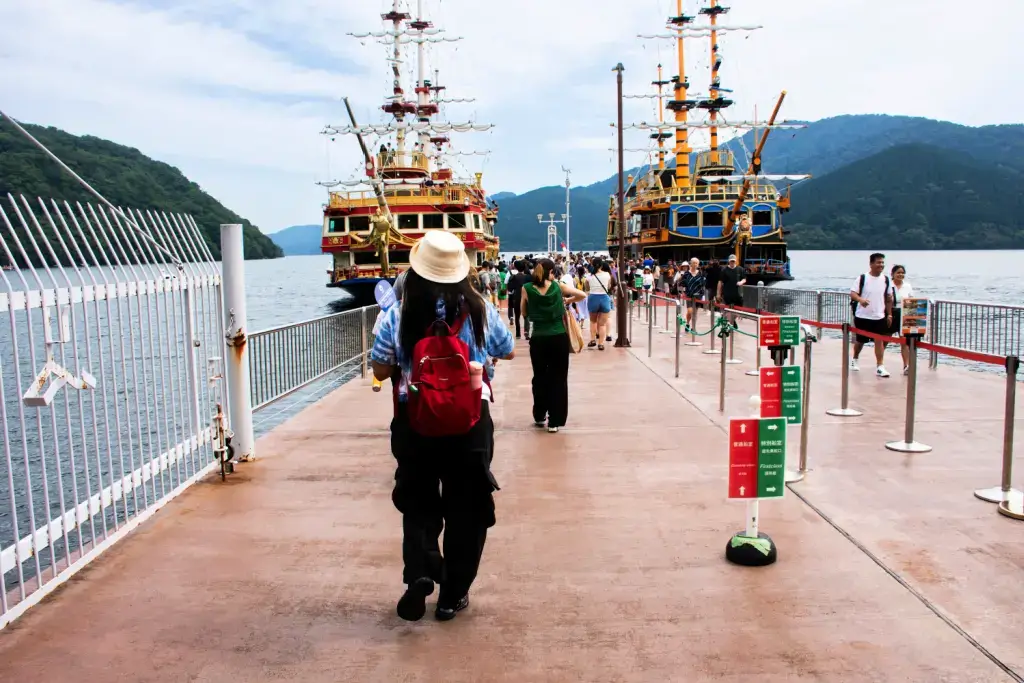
[2,0,1022,234]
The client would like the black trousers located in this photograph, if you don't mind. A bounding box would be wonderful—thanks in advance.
[529,333,571,428]
[508,294,523,336]
[390,402,498,605]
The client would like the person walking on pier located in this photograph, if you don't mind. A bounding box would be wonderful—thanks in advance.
[889,264,915,376]
[522,258,586,432]
[370,230,515,622]
[850,252,893,378]
[585,259,614,350]
[506,259,530,339]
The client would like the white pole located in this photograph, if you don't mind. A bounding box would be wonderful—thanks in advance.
[747,398,760,537]
[564,169,571,254]
[220,224,255,462]
[415,0,430,158]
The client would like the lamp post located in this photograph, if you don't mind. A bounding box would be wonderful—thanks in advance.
[613,62,630,348]
[536,211,568,255]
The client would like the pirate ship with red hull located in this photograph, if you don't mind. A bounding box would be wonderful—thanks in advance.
[319,0,499,304]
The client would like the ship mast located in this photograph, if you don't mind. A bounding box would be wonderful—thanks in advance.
[704,0,725,163]
[670,0,691,189]
[654,64,668,170]
[384,0,410,159]
[412,0,437,163]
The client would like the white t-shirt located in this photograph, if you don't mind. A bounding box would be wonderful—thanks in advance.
[559,273,574,289]
[587,271,613,295]
[851,272,890,321]
[642,273,654,288]
[892,281,914,309]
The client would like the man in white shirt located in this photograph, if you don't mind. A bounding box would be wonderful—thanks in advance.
[850,252,894,378]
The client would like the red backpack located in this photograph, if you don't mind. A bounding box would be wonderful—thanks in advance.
[407,314,483,437]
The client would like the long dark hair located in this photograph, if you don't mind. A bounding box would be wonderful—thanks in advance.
[399,267,487,355]
[532,258,555,286]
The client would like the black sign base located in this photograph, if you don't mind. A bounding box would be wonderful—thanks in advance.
[725,531,778,567]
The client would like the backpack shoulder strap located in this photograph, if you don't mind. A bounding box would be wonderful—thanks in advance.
[858,273,866,294]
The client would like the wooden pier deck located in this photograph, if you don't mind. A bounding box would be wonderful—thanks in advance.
[0,310,1021,682]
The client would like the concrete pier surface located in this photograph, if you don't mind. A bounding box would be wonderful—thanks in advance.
[0,308,1021,682]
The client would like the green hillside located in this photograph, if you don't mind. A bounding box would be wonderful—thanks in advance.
[494,186,608,252]
[270,224,322,255]
[785,143,1024,249]
[0,119,282,262]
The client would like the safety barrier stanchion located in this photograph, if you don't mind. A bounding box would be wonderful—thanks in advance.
[746,343,762,376]
[977,355,1023,516]
[652,294,657,328]
[719,324,728,413]
[685,296,702,347]
[798,331,813,475]
[674,300,681,378]
[704,302,719,355]
[629,296,633,341]
[885,335,932,453]
[726,310,743,365]
[826,322,863,417]
[648,296,654,358]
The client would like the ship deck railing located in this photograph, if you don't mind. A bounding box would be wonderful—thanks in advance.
[622,184,780,211]
[329,186,479,210]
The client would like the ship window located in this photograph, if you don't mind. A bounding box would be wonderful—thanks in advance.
[702,208,724,227]
[354,252,379,265]
[447,213,467,229]
[328,217,345,233]
[753,210,772,226]
[349,216,369,232]
[398,213,419,230]
[677,211,698,228]
[422,213,443,229]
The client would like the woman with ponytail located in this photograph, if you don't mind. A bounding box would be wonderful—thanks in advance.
[521,258,586,433]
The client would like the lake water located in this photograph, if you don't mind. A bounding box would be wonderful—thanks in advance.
[244,250,1023,331]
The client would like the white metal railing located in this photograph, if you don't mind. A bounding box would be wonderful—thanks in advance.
[249,305,380,411]
[0,194,225,629]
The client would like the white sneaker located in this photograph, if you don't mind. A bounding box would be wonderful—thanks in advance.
[547,426,559,433]
[903,365,909,376]
[850,359,860,372]
[876,365,890,378]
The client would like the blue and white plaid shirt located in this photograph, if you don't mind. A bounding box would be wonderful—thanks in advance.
[370,300,514,402]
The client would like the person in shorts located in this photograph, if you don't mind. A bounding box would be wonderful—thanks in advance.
[850,252,894,378]
[716,254,746,325]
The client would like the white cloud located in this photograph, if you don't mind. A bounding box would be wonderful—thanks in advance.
[1,0,1022,233]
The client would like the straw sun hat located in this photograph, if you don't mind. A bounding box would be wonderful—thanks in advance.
[409,230,471,284]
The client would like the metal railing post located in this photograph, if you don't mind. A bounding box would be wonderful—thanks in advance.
[183,286,203,454]
[885,336,931,453]
[976,355,1023,509]
[746,342,762,377]
[928,300,939,369]
[220,223,255,461]
[816,290,824,336]
[827,323,863,417]
[360,306,369,378]
[674,300,681,378]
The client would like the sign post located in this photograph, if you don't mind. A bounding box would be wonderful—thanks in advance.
[726,415,786,567]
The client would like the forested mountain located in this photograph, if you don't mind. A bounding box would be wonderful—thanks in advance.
[785,144,1024,249]
[493,115,1024,252]
[270,224,322,255]
[0,119,282,261]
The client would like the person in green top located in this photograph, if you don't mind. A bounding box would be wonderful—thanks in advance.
[521,258,586,433]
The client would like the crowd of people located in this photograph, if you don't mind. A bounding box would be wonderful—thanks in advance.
[369,234,917,625]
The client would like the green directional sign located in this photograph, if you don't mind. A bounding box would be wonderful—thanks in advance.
[779,316,801,347]
[780,366,803,425]
[757,417,787,498]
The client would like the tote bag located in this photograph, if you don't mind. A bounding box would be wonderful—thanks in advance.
[563,303,585,354]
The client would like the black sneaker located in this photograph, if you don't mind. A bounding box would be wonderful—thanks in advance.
[396,577,434,621]
[435,594,469,621]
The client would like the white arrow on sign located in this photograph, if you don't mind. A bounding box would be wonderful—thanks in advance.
[740,423,747,434]
[766,370,776,377]
[739,486,746,495]
[766,486,776,492]
[767,423,778,431]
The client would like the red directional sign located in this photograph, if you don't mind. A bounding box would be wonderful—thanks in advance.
[758,316,780,347]
[728,419,759,499]
[759,367,783,418]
